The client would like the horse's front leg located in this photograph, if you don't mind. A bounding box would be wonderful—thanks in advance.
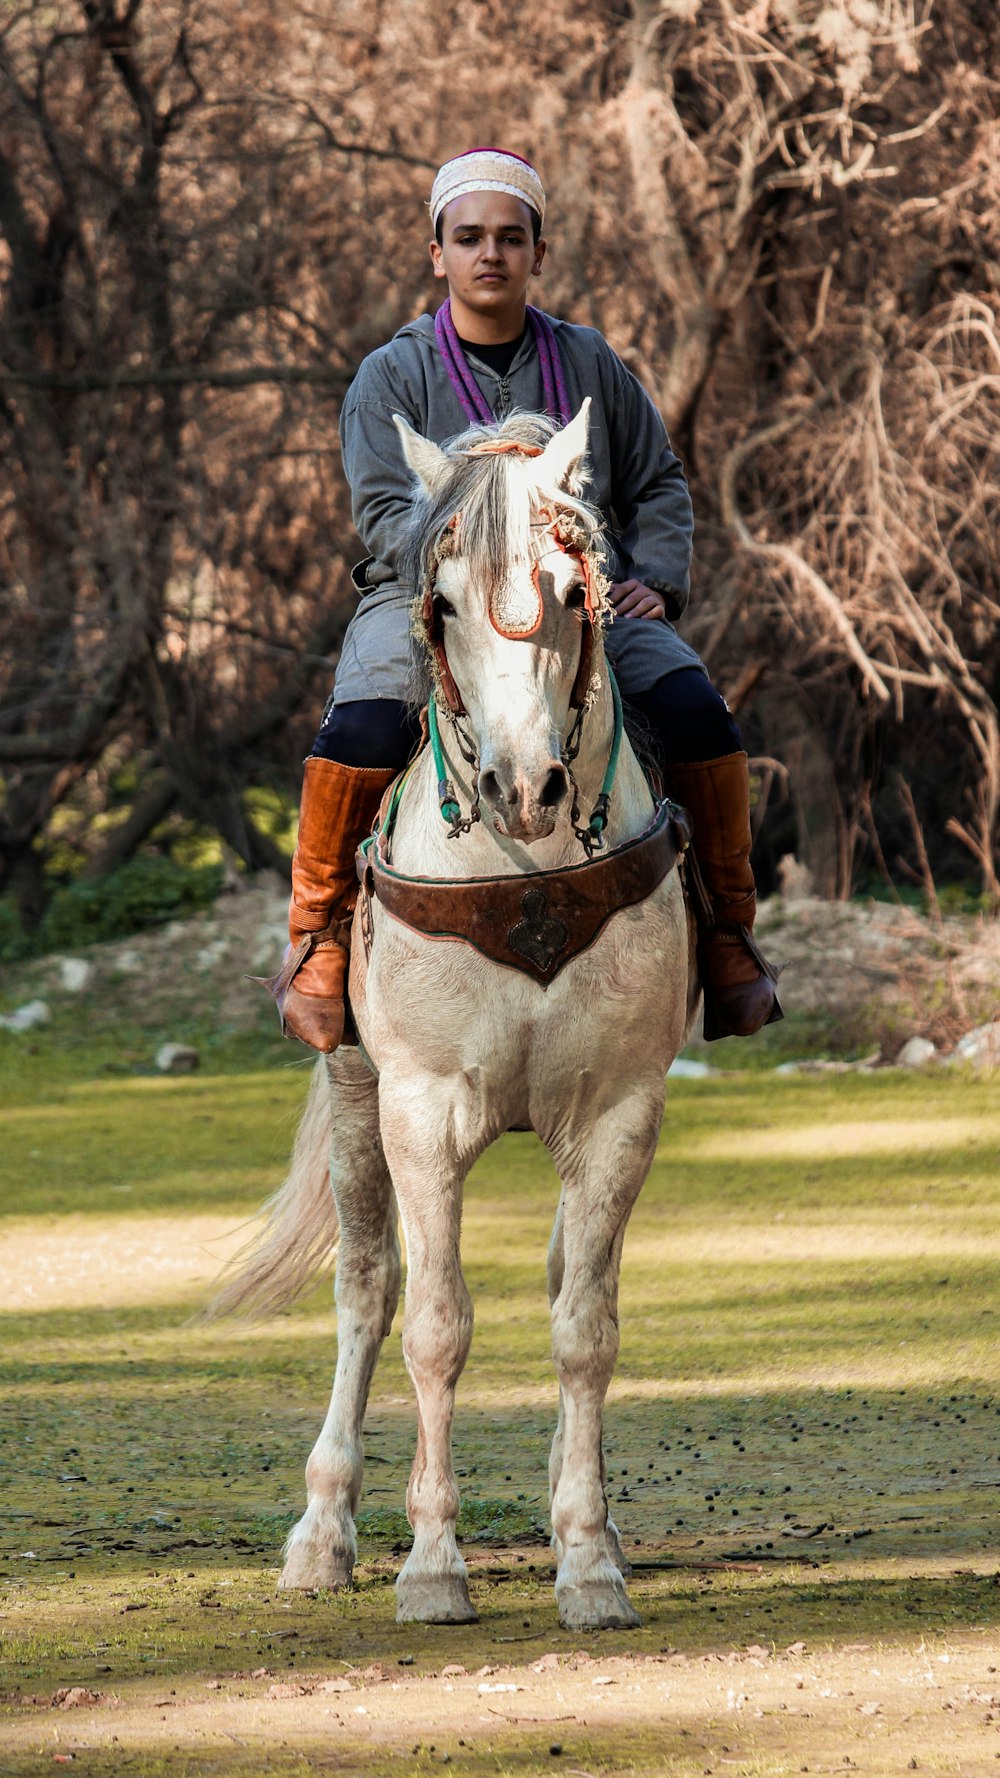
[547,1191,631,1583]
[547,1087,664,1630]
[281,1054,401,1591]
[379,1074,484,1624]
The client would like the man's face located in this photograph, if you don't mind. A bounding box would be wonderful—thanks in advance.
[430,192,545,319]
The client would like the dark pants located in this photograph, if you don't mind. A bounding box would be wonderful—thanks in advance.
[311,668,741,772]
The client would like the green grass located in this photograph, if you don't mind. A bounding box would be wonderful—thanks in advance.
[1,1061,999,1773]
[0,1007,291,1100]
[0,1068,309,1214]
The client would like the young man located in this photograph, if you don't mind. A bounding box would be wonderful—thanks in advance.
[272,147,780,1052]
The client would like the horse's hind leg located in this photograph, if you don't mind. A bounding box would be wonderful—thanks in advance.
[280,1052,400,1591]
[547,1087,663,1630]
[547,1192,631,1581]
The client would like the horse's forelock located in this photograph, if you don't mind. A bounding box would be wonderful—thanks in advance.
[409,415,604,606]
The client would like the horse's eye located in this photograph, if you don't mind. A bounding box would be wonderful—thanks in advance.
[433,593,456,619]
[565,582,587,611]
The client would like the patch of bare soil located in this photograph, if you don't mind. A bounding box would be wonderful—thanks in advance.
[0,1216,242,1312]
[63,876,292,1030]
[6,1630,1000,1775]
[742,893,999,1056]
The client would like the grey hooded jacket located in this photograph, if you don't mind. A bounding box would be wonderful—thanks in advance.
[339,311,693,617]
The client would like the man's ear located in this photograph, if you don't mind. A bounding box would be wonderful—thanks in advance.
[429,238,446,280]
[394,414,452,496]
[536,398,591,494]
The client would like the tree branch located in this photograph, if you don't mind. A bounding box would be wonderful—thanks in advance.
[0,362,354,391]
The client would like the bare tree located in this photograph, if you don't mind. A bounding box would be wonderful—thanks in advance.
[0,0,419,910]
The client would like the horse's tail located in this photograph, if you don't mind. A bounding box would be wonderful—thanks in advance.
[206,1059,339,1319]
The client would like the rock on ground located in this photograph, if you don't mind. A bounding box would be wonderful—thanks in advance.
[950,1020,1000,1068]
[0,999,51,1033]
[666,1057,716,1079]
[55,957,93,993]
[155,1042,200,1074]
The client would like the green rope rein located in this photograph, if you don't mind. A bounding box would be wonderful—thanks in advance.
[587,663,624,840]
[428,695,463,829]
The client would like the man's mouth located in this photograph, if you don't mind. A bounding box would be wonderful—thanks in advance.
[476,272,506,282]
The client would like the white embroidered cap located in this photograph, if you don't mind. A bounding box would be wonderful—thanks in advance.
[430,148,545,231]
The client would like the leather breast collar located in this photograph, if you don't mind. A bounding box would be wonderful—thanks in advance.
[357,798,690,987]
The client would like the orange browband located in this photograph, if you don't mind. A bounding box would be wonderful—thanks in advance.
[465,439,544,457]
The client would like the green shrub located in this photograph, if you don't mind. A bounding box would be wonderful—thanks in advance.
[936,880,997,917]
[855,875,997,918]
[39,855,225,949]
[244,784,298,852]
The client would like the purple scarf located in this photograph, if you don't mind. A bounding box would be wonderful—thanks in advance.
[434,298,572,428]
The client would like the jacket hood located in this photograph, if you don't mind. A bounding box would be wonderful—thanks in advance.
[394,312,440,348]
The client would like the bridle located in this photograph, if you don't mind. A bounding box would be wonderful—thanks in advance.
[419,438,602,723]
[418,438,618,856]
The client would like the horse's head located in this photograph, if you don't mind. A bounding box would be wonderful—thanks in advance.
[397,402,608,844]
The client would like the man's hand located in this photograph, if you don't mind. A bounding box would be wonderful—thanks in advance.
[609,579,666,620]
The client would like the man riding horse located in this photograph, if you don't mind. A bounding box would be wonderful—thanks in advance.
[273,147,781,1052]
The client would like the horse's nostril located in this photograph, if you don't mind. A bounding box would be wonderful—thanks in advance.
[479,767,503,805]
[539,766,569,809]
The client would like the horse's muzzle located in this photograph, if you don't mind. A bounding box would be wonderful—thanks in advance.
[479,759,571,842]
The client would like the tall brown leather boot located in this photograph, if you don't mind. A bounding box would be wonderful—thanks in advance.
[262,757,397,1053]
[666,752,783,1042]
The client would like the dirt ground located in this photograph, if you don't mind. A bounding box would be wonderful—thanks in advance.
[0,1216,243,1313]
[9,1628,1000,1776]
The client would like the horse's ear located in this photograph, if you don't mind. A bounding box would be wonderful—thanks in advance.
[393,414,451,497]
[537,399,591,494]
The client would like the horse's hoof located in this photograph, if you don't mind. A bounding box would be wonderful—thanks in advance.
[279,1546,354,1591]
[396,1572,479,1623]
[556,1576,641,1631]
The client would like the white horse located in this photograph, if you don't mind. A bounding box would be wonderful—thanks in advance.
[218,403,697,1630]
